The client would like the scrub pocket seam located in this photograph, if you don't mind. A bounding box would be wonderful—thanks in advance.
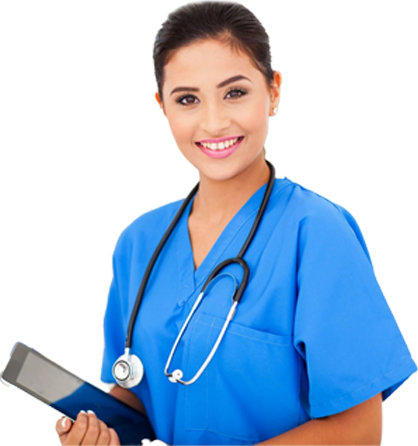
[197,313,292,346]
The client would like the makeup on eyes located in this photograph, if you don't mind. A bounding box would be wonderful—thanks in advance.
[175,87,248,106]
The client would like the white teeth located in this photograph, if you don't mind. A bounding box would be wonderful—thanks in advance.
[200,137,240,150]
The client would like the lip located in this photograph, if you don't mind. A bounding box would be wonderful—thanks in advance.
[196,136,244,159]
[196,135,243,144]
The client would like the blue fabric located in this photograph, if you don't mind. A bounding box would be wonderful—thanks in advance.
[101,178,416,445]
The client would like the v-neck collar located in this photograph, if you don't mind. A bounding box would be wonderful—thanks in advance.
[175,179,282,306]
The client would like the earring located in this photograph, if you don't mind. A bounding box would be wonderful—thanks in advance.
[272,107,278,115]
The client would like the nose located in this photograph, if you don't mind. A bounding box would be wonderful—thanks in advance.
[200,105,232,138]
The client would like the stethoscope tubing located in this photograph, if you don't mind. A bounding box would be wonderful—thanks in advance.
[125,182,199,349]
[125,160,276,353]
[164,271,238,385]
[118,160,275,385]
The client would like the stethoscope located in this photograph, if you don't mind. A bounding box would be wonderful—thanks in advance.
[112,160,276,387]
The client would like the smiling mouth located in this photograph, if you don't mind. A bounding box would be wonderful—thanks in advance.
[195,136,244,151]
[196,136,244,152]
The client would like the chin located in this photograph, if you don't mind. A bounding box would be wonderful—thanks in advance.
[196,162,250,183]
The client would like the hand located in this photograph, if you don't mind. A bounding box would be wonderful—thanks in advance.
[56,411,120,445]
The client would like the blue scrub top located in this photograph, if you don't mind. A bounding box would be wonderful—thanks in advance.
[101,178,417,445]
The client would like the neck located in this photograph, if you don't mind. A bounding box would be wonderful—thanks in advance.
[191,155,271,226]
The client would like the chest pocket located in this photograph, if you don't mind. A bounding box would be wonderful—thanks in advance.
[183,312,302,443]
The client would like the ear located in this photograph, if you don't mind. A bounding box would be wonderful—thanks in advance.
[155,92,166,116]
[272,70,282,105]
[152,90,162,107]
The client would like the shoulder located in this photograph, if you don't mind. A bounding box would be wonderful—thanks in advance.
[283,179,371,262]
[112,198,185,258]
[283,179,358,231]
[283,179,349,222]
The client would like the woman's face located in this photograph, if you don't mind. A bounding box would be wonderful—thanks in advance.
[156,39,281,182]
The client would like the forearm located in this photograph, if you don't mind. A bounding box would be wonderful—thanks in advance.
[256,417,378,445]
[109,384,147,415]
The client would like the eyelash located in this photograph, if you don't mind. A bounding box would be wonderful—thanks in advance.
[176,88,248,106]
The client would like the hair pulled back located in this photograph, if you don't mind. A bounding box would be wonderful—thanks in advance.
[153,1,274,102]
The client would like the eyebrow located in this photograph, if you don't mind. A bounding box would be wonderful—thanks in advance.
[169,75,252,96]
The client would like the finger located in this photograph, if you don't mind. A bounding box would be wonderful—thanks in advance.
[63,411,88,445]
[109,428,121,446]
[81,411,101,446]
[96,420,110,445]
[56,416,73,445]
[55,415,73,435]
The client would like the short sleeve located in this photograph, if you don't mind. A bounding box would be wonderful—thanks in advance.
[100,249,126,384]
[293,202,417,418]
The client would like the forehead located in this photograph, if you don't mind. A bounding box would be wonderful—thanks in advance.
[163,39,264,91]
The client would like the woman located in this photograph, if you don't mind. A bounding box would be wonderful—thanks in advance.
[56,2,416,445]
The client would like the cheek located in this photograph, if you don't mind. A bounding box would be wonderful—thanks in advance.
[167,113,195,147]
[239,97,270,136]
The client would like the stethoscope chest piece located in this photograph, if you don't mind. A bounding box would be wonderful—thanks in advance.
[112,348,144,389]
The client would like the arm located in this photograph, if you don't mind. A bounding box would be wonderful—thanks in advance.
[257,393,382,445]
[111,386,168,445]
[109,384,147,415]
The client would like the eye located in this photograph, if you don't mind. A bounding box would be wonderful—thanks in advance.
[176,88,247,107]
[176,94,199,106]
[225,88,247,100]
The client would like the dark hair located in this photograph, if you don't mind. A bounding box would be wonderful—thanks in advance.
[153,1,274,102]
